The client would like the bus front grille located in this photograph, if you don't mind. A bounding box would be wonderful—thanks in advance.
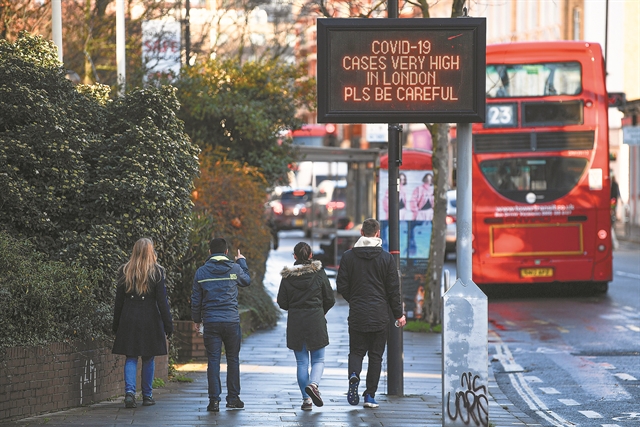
[474,131,595,153]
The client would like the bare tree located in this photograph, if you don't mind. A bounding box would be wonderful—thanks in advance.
[419,0,466,326]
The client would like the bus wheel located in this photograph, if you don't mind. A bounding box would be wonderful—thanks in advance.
[592,282,608,294]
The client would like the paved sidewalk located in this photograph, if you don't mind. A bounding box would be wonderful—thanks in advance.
[3,294,539,427]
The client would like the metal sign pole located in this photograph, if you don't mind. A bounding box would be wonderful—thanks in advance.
[386,0,403,397]
[442,123,488,427]
[387,123,403,396]
[456,124,472,283]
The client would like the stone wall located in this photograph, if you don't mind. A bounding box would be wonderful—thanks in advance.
[0,341,168,422]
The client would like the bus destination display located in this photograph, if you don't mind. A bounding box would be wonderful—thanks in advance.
[317,18,486,124]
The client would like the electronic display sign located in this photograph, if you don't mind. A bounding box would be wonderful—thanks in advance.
[317,18,486,123]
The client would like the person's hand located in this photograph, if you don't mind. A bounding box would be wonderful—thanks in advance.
[235,249,245,260]
[193,322,202,333]
[396,315,407,328]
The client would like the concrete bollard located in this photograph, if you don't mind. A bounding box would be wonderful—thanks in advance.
[442,278,488,427]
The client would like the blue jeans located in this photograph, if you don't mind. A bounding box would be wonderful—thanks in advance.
[124,356,155,397]
[203,322,242,403]
[293,344,325,399]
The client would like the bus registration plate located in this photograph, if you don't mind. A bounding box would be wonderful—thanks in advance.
[520,268,554,278]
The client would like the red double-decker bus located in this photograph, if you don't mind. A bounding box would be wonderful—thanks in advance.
[471,41,612,293]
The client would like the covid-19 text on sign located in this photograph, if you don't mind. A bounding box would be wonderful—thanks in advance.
[317,18,486,124]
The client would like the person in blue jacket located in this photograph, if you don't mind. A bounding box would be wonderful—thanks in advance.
[192,238,250,413]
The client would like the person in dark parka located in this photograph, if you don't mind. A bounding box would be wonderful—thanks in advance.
[336,218,406,409]
[277,242,335,411]
[112,238,173,409]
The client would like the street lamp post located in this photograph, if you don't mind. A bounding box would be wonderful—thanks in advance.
[116,0,126,96]
[51,0,63,62]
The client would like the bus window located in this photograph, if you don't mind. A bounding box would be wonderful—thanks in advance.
[480,157,588,203]
[486,62,582,98]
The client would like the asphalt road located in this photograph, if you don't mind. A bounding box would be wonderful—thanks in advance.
[485,241,640,426]
[276,230,639,426]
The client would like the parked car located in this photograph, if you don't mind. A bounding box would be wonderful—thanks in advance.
[267,187,313,234]
[445,190,457,256]
[312,179,348,231]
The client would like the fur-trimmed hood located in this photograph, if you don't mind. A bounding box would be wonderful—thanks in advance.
[280,260,323,278]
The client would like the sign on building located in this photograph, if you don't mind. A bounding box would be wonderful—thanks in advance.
[623,126,640,145]
[316,18,486,124]
[365,123,389,142]
[142,20,181,82]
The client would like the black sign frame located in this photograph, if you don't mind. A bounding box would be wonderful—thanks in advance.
[317,18,486,124]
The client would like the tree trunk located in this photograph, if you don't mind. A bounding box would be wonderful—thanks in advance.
[422,123,449,326]
[419,0,466,327]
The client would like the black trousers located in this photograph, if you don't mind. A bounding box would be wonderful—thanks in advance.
[348,327,388,398]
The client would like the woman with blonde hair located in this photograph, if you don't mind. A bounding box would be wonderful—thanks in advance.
[112,238,173,408]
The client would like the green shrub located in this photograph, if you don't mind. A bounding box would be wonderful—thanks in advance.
[404,320,442,333]
[0,32,200,305]
[171,374,194,383]
[177,57,315,186]
[152,378,166,388]
[0,231,109,349]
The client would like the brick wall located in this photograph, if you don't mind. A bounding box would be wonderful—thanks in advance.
[0,341,168,422]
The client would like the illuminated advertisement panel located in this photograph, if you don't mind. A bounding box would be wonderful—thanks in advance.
[379,167,434,320]
[317,18,486,123]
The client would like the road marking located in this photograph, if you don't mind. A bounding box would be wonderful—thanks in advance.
[558,398,580,406]
[493,336,572,427]
[613,412,640,421]
[524,375,543,383]
[579,410,603,418]
[491,335,524,372]
[540,387,561,394]
[536,347,567,354]
[614,325,627,331]
[601,314,628,320]
[507,373,567,427]
[600,362,616,369]
[627,324,640,332]
[614,373,637,381]
[601,424,622,427]
[616,270,640,280]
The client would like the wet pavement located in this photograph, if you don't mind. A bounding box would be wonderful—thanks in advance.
[2,233,541,427]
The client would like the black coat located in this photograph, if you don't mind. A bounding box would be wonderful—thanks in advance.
[336,237,402,332]
[112,265,173,357]
[277,260,335,351]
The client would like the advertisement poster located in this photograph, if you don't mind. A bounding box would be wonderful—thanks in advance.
[379,169,434,319]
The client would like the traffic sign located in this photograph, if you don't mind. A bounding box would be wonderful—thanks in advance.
[317,18,486,124]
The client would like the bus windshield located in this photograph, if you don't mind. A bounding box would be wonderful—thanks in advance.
[486,62,582,98]
[480,157,588,203]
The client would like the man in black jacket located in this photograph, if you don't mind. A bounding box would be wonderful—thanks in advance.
[336,218,406,408]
